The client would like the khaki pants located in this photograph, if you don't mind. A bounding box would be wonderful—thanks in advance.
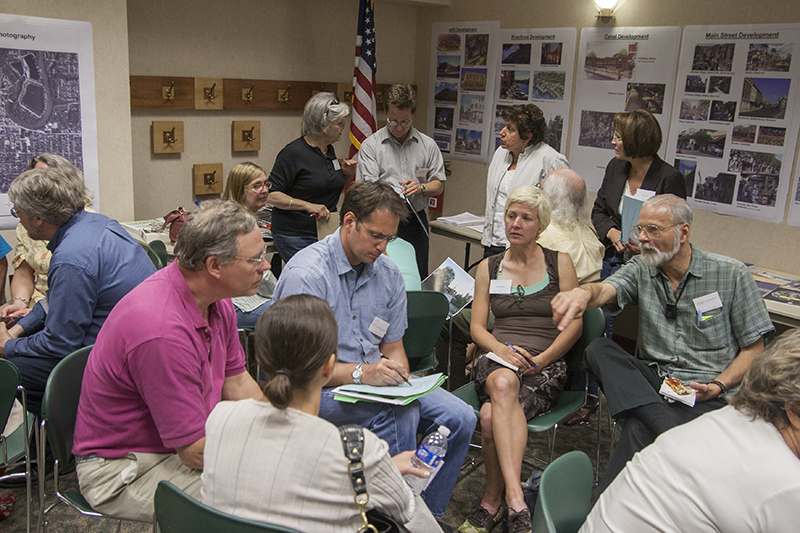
[76,452,201,522]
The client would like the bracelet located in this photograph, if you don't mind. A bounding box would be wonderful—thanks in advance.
[289,198,294,210]
[709,379,728,395]
[11,296,29,305]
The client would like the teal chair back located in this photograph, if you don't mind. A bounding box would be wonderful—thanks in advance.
[404,290,449,373]
[147,240,168,269]
[155,481,303,533]
[532,451,593,533]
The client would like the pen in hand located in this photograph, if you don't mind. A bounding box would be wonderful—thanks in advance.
[380,354,411,385]
[505,342,537,369]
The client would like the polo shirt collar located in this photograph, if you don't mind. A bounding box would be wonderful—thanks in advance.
[164,261,217,330]
[47,209,86,251]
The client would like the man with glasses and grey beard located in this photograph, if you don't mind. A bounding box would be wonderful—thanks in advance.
[272,180,475,525]
[551,194,773,493]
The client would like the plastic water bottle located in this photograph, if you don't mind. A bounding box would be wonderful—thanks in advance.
[404,425,450,495]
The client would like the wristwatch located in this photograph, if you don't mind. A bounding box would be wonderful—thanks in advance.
[420,183,427,194]
[352,363,364,385]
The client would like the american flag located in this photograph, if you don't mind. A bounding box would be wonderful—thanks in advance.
[349,0,378,159]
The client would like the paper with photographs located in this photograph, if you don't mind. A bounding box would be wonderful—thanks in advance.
[665,24,800,223]
[428,21,501,163]
[492,27,576,156]
[569,26,682,191]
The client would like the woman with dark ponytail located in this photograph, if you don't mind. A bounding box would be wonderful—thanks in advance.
[201,294,442,532]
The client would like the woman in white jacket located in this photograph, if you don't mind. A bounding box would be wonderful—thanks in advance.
[482,104,569,257]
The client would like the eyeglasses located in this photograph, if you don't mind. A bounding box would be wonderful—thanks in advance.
[357,219,398,244]
[631,224,679,238]
[234,249,267,268]
[246,182,269,192]
[10,207,18,218]
[329,96,340,106]
[387,118,412,128]
[612,132,622,142]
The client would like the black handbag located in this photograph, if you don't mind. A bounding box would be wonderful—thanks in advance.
[338,425,404,533]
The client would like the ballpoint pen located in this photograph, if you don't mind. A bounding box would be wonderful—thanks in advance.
[505,342,537,368]
[380,353,411,385]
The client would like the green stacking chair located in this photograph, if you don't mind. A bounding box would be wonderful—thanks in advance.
[403,290,450,374]
[453,308,605,467]
[0,359,35,533]
[531,451,593,533]
[38,345,157,532]
[155,481,303,533]
[147,240,168,269]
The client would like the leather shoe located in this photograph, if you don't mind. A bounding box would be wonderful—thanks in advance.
[563,405,597,426]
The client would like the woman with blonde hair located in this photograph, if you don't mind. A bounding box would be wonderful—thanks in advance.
[202,294,442,533]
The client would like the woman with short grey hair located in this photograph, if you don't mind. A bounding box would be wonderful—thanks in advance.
[580,328,800,533]
[267,92,357,262]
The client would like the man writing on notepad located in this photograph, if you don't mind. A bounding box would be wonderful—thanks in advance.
[550,194,773,493]
[272,180,475,520]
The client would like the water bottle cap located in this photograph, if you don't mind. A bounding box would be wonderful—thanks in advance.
[437,425,451,437]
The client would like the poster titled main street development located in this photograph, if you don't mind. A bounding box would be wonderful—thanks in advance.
[569,26,681,191]
[427,21,500,163]
[492,27,576,156]
[665,24,800,223]
[0,14,98,229]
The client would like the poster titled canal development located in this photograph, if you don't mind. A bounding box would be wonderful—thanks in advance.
[569,26,681,191]
[0,14,98,228]
[492,27,576,156]
[666,24,800,223]
[427,21,500,163]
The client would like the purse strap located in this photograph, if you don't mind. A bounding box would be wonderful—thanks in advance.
[339,425,378,533]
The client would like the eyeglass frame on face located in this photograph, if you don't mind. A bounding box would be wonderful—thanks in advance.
[10,206,18,218]
[612,132,622,142]
[245,181,269,192]
[631,224,679,239]
[387,118,412,128]
[234,248,268,268]
[355,217,398,244]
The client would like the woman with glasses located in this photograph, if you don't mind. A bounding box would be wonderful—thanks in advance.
[222,162,277,328]
[267,92,357,263]
[482,103,569,258]
[591,110,685,331]
[460,186,581,533]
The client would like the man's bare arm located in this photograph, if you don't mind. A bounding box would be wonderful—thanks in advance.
[551,282,618,331]
[221,370,264,401]
[176,437,204,469]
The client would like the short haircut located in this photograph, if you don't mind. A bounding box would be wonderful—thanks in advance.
[504,185,551,232]
[501,104,546,146]
[614,109,662,159]
[542,169,589,229]
[733,328,800,429]
[340,180,408,226]
[221,161,266,212]
[28,153,93,207]
[9,167,85,226]
[383,84,417,114]
[644,194,693,227]
[302,91,350,137]
[255,294,339,409]
[174,199,257,271]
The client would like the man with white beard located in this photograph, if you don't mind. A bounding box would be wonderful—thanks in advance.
[551,194,773,493]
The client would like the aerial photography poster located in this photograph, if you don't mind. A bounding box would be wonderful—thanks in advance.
[493,27,576,157]
[0,14,98,229]
[427,21,500,164]
[569,26,682,191]
[665,23,800,223]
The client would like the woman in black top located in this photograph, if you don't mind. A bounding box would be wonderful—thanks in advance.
[268,92,357,262]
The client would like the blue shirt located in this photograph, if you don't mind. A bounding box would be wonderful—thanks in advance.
[604,246,773,385]
[272,229,408,365]
[5,210,156,361]
[0,235,11,259]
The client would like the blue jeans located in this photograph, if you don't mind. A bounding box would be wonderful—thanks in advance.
[271,233,318,263]
[234,301,271,329]
[318,386,477,517]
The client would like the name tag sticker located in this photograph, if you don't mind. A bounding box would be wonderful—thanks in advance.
[332,159,341,171]
[693,292,723,326]
[369,316,390,338]
[415,167,428,179]
[490,279,513,294]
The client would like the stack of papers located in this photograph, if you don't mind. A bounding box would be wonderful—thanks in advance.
[333,373,446,405]
[435,212,484,233]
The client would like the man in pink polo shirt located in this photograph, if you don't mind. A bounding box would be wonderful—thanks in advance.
[72,200,266,521]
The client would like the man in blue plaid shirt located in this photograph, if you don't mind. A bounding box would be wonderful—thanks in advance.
[552,194,773,493]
